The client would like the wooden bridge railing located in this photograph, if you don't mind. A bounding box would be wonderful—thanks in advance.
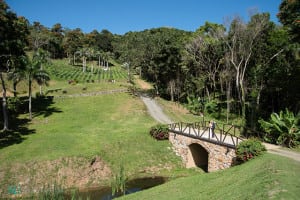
[168,121,248,149]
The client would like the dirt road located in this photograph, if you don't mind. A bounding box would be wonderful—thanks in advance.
[140,95,173,124]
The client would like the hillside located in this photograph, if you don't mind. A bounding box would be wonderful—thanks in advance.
[120,153,300,200]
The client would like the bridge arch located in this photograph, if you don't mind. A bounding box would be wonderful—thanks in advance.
[169,131,237,172]
[187,143,208,172]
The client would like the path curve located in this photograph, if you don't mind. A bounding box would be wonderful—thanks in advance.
[140,94,300,162]
[140,95,173,124]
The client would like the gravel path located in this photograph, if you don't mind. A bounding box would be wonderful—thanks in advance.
[140,95,173,124]
[140,94,300,162]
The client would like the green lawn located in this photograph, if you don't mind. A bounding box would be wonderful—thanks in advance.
[0,93,182,171]
[1,92,198,196]
[120,153,300,200]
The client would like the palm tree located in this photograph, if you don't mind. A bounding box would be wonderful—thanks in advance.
[34,69,50,95]
[26,49,50,120]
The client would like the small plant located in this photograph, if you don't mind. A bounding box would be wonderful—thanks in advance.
[38,182,64,200]
[111,164,127,197]
[236,138,266,162]
[149,124,169,140]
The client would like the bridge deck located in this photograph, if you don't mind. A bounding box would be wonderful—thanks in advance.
[168,122,245,149]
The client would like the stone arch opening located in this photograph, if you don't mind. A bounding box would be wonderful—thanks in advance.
[187,143,208,172]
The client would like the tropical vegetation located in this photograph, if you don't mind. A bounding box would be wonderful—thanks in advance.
[0,0,300,199]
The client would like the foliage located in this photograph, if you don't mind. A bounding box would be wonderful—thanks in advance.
[278,0,300,42]
[6,97,22,113]
[236,138,266,162]
[259,109,300,147]
[149,124,169,140]
[186,95,203,115]
[111,164,127,197]
[204,100,219,116]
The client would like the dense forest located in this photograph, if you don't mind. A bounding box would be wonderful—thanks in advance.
[0,0,299,144]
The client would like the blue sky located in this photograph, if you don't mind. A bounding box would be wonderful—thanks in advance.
[6,0,282,35]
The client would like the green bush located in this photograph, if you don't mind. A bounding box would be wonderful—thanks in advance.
[258,108,300,148]
[149,124,169,140]
[186,95,203,115]
[236,138,266,162]
[205,100,220,118]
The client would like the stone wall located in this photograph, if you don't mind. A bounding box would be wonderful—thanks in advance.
[169,132,237,172]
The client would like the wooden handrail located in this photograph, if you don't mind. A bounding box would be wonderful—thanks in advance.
[168,121,247,149]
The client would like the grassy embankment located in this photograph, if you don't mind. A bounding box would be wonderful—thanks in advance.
[0,59,199,197]
[120,153,300,200]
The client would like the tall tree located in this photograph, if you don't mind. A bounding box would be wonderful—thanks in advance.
[185,22,225,101]
[0,0,29,130]
[29,21,49,51]
[222,15,268,121]
[62,28,84,65]
[277,0,300,42]
[48,23,64,58]
[26,49,50,120]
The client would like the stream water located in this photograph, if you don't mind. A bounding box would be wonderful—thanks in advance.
[66,176,168,200]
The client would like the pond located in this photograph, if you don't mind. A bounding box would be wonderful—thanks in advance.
[66,176,168,200]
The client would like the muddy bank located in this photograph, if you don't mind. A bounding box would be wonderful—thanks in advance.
[0,156,112,197]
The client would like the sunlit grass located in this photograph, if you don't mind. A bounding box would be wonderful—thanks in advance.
[120,153,300,200]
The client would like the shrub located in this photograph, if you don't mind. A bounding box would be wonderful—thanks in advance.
[258,108,300,148]
[149,124,169,140]
[236,138,266,162]
[186,95,203,115]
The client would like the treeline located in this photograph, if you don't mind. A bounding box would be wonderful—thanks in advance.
[1,0,299,132]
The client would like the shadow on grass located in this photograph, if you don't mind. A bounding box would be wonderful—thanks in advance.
[0,96,62,149]
[0,118,35,149]
[32,96,62,118]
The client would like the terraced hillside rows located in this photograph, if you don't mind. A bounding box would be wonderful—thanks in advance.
[46,60,128,83]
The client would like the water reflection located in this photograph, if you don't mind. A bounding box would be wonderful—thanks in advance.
[68,176,168,200]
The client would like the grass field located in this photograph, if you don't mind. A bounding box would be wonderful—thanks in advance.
[120,153,300,200]
[0,92,197,196]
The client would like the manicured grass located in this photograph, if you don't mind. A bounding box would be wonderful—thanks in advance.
[45,80,129,96]
[120,153,300,200]
[0,93,183,174]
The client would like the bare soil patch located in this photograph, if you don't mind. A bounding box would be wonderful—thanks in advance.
[0,156,111,197]
[135,77,153,90]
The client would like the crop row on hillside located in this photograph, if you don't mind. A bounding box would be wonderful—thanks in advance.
[46,62,128,83]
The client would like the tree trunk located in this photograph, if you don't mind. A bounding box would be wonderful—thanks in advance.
[0,72,9,131]
[13,81,17,97]
[29,76,32,120]
[82,57,85,72]
[39,85,42,95]
[226,80,231,123]
[206,86,210,102]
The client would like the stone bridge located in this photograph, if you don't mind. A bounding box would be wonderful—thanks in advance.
[168,121,246,172]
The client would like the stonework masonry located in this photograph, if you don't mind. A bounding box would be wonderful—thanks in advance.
[169,132,237,172]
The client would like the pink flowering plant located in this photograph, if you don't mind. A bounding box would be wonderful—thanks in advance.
[149,124,169,140]
[236,138,266,162]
